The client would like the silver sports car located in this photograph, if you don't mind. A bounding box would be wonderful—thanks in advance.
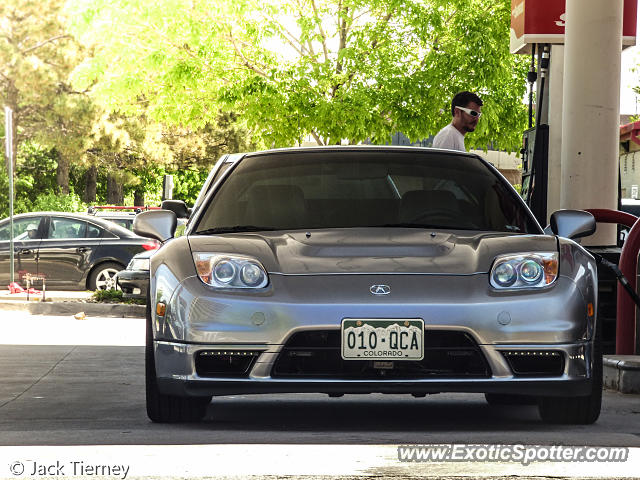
[135,147,600,424]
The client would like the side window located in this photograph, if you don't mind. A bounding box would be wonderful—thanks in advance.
[48,218,88,239]
[86,223,103,238]
[100,229,118,239]
[0,217,44,241]
[111,219,131,230]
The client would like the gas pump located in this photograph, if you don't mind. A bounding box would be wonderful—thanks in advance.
[518,44,621,354]
[520,45,550,227]
[511,0,638,356]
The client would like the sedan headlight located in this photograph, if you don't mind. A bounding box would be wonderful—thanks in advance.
[490,253,558,289]
[193,253,269,288]
[127,257,150,271]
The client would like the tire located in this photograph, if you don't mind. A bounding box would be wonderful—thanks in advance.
[485,393,537,406]
[538,322,603,424]
[88,262,123,291]
[145,295,210,423]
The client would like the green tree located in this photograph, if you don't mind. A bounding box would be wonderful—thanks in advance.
[69,0,528,151]
[0,0,94,193]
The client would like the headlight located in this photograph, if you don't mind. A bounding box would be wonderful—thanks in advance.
[193,253,269,288]
[490,253,558,289]
[127,257,150,271]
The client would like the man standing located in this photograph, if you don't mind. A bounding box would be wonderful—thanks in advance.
[432,91,483,151]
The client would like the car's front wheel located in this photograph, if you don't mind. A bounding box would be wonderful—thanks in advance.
[145,297,211,423]
[538,324,602,424]
[88,262,123,291]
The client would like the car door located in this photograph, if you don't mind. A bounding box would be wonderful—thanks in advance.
[36,216,102,288]
[0,216,44,286]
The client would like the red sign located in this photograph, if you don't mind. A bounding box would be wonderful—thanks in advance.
[511,0,637,54]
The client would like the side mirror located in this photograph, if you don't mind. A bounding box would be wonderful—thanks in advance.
[549,209,596,240]
[161,199,191,219]
[133,210,177,243]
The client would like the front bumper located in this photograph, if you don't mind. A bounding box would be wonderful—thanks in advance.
[154,339,594,398]
[152,273,596,398]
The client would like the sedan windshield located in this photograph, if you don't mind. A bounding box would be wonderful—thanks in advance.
[195,150,540,234]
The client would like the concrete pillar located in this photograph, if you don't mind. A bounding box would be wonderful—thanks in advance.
[561,0,623,246]
[546,45,564,223]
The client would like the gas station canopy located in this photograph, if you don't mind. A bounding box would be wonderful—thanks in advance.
[511,0,637,54]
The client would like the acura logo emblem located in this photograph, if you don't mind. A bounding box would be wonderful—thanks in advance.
[370,285,391,295]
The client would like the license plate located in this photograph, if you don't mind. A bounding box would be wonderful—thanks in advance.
[341,319,424,360]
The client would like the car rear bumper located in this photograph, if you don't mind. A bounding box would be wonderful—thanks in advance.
[116,270,148,299]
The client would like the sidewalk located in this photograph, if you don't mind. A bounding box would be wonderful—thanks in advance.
[0,290,144,318]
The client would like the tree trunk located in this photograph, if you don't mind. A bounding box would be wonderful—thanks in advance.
[84,165,97,203]
[106,174,123,205]
[134,189,145,207]
[56,151,70,195]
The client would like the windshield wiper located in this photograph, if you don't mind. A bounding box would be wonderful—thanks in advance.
[195,225,278,235]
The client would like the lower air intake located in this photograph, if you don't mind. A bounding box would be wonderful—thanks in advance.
[501,350,565,377]
[195,350,261,377]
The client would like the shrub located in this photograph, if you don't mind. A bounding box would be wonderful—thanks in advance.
[92,289,124,303]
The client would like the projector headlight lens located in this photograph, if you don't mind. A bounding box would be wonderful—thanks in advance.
[490,253,558,289]
[194,254,269,289]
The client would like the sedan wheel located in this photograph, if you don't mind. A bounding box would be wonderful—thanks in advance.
[89,262,123,291]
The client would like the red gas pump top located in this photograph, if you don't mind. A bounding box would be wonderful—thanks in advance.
[511,0,637,54]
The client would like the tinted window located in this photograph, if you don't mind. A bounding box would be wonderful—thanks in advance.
[48,218,104,239]
[107,218,132,230]
[87,223,103,238]
[196,151,539,234]
[48,218,87,239]
[0,217,44,241]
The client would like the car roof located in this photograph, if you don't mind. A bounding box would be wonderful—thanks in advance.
[240,145,477,159]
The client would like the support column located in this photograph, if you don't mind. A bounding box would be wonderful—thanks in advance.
[546,45,564,223]
[561,0,623,246]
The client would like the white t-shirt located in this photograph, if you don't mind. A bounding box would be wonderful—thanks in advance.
[432,123,466,151]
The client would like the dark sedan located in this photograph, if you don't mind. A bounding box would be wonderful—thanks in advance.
[0,212,159,290]
[116,249,154,299]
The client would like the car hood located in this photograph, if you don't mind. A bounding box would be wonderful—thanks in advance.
[187,228,556,275]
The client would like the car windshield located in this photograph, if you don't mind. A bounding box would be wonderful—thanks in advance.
[195,150,540,234]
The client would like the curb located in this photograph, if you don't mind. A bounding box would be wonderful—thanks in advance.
[0,300,145,318]
[603,355,640,394]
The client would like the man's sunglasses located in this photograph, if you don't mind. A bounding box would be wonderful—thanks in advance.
[455,106,482,118]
